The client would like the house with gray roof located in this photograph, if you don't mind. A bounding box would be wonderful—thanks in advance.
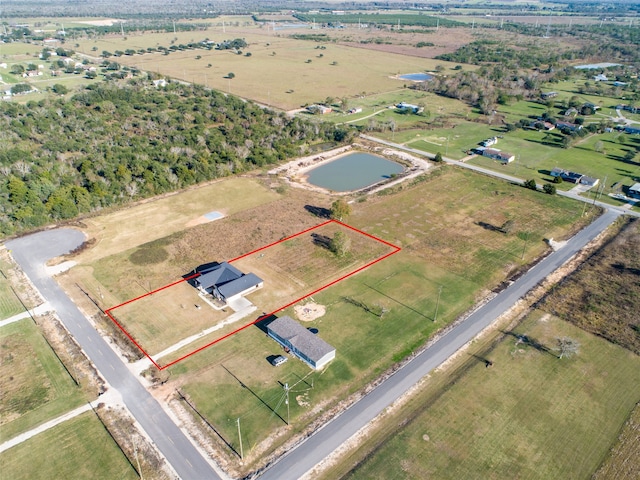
[267,316,335,370]
[629,183,640,199]
[194,262,263,303]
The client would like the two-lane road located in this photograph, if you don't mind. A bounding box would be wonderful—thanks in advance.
[7,230,221,480]
[259,209,621,479]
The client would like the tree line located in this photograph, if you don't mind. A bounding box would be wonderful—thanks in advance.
[0,81,350,236]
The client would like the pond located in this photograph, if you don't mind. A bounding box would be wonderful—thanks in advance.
[398,72,433,82]
[306,152,404,192]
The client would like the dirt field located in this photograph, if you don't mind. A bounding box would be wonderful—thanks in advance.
[74,177,280,264]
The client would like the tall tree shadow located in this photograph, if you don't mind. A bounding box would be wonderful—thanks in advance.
[305,205,331,218]
[501,330,557,358]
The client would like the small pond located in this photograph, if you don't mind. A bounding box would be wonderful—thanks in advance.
[398,72,433,81]
[306,152,404,192]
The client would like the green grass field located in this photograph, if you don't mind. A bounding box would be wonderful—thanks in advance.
[344,311,640,480]
[0,411,138,480]
[78,30,465,110]
[143,167,594,470]
[0,319,87,441]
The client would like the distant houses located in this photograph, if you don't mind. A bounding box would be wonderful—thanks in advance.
[307,104,332,115]
[617,104,639,114]
[556,121,582,132]
[472,137,514,163]
[541,91,557,100]
[395,102,423,114]
[348,107,362,114]
[623,126,640,135]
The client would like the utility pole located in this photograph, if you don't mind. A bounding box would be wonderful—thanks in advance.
[434,285,443,322]
[236,418,243,460]
[284,383,290,425]
[132,435,143,480]
[521,232,529,260]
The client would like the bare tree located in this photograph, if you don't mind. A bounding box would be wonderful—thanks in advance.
[556,337,580,359]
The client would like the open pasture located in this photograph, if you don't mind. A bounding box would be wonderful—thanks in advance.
[342,312,640,480]
[77,176,279,264]
[0,319,86,442]
[352,167,590,287]
[0,410,138,480]
[83,30,464,110]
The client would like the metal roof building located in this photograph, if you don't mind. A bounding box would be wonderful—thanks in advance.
[267,316,336,370]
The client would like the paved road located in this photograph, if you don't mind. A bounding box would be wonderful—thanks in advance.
[6,230,221,480]
[260,209,621,479]
[360,135,640,219]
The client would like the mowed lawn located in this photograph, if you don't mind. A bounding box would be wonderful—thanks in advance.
[0,319,87,441]
[162,167,591,468]
[0,411,138,480]
[346,312,640,480]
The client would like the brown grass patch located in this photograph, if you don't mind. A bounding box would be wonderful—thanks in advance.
[540,217,640,354]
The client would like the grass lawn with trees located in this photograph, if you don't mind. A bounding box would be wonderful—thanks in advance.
[341,311,640,480]
[0,411,138,480]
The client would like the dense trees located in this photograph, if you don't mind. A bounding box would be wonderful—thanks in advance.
[0,81,346,236]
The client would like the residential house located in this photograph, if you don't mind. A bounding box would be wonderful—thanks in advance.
[307,104,332,115]
[541,91,558,100]
[623,126,640,135]
[550,167,583,184]
[483,148,515,164]
[396,102,423,114]
[628,183,640,199]
[194,262,263,304]
[593,73,608,82]
[580,176,599,187]
[556,121,582,132]
[267,316,336,370]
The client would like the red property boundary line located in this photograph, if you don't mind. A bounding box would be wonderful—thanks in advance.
[105,219,401,370]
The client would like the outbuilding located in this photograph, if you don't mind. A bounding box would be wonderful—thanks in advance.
[267,316,335,370]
